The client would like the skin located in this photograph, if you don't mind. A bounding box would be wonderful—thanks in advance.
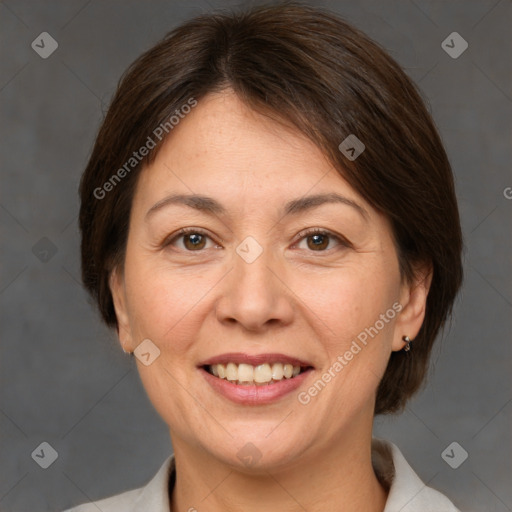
[110,90,431,512]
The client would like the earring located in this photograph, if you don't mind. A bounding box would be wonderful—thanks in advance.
[402,335,412,352]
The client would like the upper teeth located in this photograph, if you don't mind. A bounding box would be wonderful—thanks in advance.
[209,362,302,385]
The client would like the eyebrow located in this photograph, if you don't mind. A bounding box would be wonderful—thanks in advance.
[283,193,368,220]
[145,192,368,221]
[145,194,225,220]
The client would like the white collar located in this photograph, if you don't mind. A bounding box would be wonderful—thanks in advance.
[66,438,460,511]
[371,438,460,511]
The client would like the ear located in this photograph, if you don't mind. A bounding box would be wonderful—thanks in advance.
[392,263,433,352]
[109,266,134,353]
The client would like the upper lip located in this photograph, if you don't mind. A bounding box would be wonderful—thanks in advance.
[198,352,313,368]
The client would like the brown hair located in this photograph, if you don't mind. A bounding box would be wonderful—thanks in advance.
[79,2,463,414]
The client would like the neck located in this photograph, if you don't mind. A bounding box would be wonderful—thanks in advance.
[170,424,388,512]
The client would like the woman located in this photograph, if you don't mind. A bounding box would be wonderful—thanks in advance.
[65,2,463,511]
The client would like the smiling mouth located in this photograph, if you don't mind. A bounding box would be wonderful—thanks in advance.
[203,362,313,386]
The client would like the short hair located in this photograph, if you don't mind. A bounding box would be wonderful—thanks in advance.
[79,2,463,414]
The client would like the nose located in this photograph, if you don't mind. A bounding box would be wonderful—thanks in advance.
[215,246,294,332]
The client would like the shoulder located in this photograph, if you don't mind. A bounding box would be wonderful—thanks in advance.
[62,487,143,512]
[372,438,462,512]
[61,454,175,512]
[63,444,463,512]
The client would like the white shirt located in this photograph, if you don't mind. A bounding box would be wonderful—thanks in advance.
[63,438,461,511]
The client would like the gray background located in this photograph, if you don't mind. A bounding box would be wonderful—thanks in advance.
[0,0,511,511]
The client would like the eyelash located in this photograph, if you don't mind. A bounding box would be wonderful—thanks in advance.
[164,227,219,251]
[164,227,350,253]
[295,227,349,251]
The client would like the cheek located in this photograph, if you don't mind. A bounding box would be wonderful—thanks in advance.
[123,255,217,354]
[313,266,396,332]
[307,259,400,389]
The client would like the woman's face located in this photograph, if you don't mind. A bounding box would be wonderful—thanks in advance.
[110,90,428,469]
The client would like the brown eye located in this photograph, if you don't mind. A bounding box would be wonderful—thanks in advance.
[307,233,329,251]
[183,233,206,250]
[165,229,217,252]
[295,229,348,252]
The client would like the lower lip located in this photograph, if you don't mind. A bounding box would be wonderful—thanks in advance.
[199,367,313,405]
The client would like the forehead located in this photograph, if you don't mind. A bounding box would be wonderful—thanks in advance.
[133,91,370,216]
